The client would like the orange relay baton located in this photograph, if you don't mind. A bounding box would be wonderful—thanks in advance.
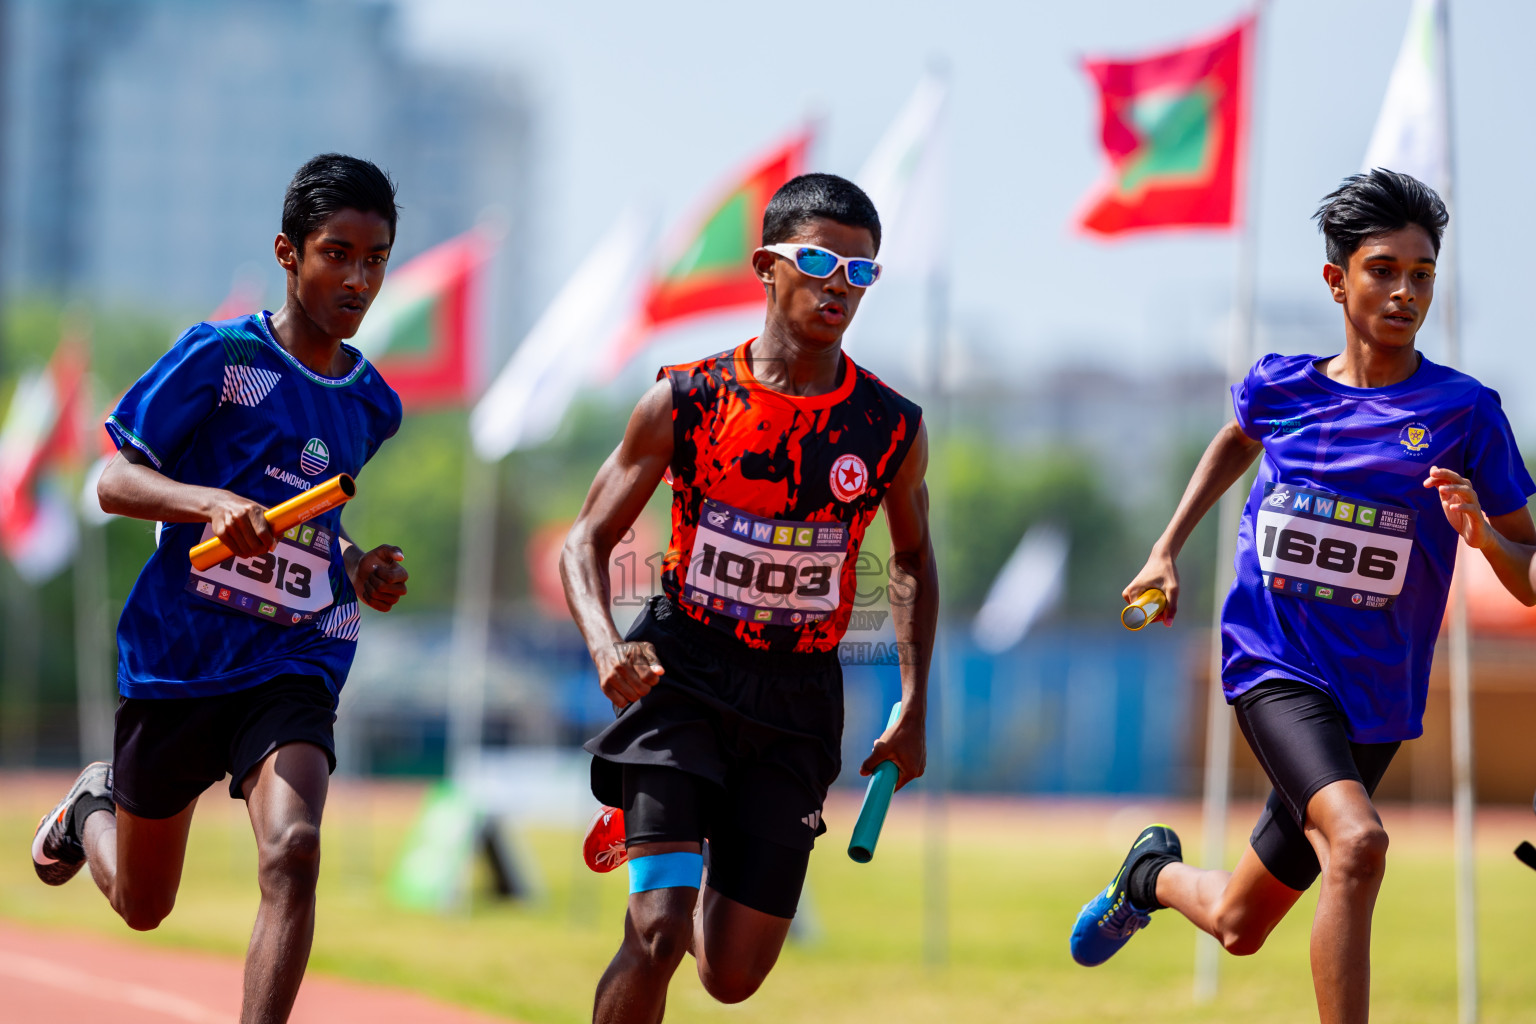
[189,474,356,571]
[1121,588,1167,631]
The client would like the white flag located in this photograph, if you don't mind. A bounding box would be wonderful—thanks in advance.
[1362,0,1448,192]
[848,71,948,376]
[469,211,651,461]
[857,71,948,280]
[970,524,1069,655]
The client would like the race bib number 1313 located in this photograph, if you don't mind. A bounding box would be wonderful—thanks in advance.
[1255,483,1416,610]
[185,522,336,626]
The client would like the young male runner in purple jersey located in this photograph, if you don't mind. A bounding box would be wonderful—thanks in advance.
[30,155,409,1024]
[1070,169,1536,1023]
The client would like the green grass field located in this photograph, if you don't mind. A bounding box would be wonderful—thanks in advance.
[3,775,1533,1023]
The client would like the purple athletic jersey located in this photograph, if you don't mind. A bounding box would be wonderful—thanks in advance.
[1222,353,1533,743]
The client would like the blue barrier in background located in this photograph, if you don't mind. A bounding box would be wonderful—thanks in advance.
[839,627,1192,795]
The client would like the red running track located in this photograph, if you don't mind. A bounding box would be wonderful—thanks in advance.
[0,919,516,1024]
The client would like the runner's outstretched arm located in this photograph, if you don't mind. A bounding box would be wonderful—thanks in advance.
[98,447,276,557]
[862,421,934,790]
[561,380,675,706]
[1123,420,1265,625]
[1424,466,1536,605]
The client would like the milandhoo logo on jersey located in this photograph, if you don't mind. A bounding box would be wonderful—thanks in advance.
[300,438,330,476]
[829,454,868,502]
[1399,422,1432,454]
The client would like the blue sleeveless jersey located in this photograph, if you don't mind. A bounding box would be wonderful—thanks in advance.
[1222,353,1533,743]
[106,312,402,700]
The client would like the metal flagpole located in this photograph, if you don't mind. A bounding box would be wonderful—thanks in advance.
[923,264,950,968]
[1435,4,1477,1020]
[72,518,114,761]
[447,446,497,781]
[1194,1,1265,1002]
[918,61,951,968]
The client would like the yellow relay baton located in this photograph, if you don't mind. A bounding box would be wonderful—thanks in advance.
[189,473,356,571]
[1120,588,1166,631]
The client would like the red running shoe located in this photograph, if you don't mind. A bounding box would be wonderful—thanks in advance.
[583,806,628,872]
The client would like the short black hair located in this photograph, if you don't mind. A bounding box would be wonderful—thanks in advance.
[1313,168,1448,266]
[282,153,398,255]
[762,173,881,254]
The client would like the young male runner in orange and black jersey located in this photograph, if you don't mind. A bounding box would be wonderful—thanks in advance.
[562,173,937,1021]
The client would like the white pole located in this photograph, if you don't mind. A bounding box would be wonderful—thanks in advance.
[1435,4,1477,1020]
[72,519,113,761]
[1194,3,1265,1002]
[923,265,949,969]
[446,448,497,781]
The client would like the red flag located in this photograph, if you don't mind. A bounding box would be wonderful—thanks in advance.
[1076,17,1253,236]
[0,340,89,581]
[606,130,810,372]
[351,228,495,410]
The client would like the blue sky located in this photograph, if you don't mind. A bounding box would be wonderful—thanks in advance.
[398,0,1536,430]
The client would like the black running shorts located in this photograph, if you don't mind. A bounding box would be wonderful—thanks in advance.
[113,674,338,819]
[585,595,843,917]
[1234,678,1400,891]
[622,762,811,919]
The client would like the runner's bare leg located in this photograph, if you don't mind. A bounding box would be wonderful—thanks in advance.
[82,802,197,930]
[240,742,330,1024]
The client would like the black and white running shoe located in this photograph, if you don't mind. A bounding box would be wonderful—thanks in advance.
[32,762,113,886]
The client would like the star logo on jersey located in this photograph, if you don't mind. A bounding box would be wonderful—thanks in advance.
[1399,422,1432,454]
[829,454,868,502]
[300,438,330,476]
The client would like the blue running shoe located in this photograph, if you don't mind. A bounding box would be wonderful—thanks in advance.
[1070,823,1181,967]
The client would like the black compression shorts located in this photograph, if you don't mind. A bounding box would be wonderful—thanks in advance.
[113,674,337,819]
[1234,678,1400,891]
[622,762,810,919]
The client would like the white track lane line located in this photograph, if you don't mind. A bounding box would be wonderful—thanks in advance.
[0,949,236,1024]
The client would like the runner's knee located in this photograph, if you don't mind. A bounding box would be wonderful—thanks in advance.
[1211,888,1286,957]
[1213,906,1271,957]
[114,888,176,931]
[1325,824,1388,885]
[698,961,768,1005]
[626,905,693,972]
[257,820,322,896]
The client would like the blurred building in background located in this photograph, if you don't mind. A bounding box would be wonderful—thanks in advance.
[2,0,532,360]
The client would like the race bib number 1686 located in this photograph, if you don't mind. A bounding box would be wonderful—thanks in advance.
[1255,483,1416,610]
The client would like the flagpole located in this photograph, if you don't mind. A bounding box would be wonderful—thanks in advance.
[1436,3,1477,1020]
[916,59,950,970]
[447,448,496,780]
[1,576,39,767]
[72,516,113,761]
[1194,1,1265,1003]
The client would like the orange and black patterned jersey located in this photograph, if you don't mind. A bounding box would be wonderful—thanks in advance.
[660,339,922,653]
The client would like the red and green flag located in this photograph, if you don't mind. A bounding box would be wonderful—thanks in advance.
[0,338,89,582]
[1076,17,1253,236]
[607,130,810,371]
[352,227,495,410]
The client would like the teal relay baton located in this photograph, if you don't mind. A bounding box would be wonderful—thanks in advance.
[848,701,903,863]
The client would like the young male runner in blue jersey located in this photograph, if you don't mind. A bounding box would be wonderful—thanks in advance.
[1071,169,1536,1023]
[30,154,409,1024]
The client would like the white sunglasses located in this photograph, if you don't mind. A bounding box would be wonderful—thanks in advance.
[759,243,882,287]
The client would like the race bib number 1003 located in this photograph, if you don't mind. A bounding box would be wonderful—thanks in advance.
[684,499,848,627]
[1255,483,1416,610]
[185,521,336,627]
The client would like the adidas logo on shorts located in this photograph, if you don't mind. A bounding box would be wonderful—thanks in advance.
[801,810,821,830]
